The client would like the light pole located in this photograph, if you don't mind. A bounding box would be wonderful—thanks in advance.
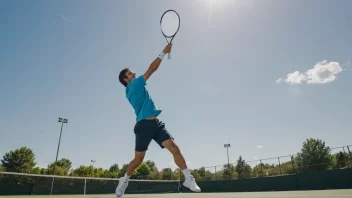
[224,144,230,166]
[50,117,68,195]
[224,144,231,179]
[91,160,96,166]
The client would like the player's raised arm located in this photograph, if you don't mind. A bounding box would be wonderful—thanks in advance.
[143,45,172,81]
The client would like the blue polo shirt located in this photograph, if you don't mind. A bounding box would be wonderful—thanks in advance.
[125,75,162,122]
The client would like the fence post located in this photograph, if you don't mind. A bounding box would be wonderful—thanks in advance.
[329,154,335,170]
[342,147,350,168]
[214,166,217,180]
[278,157,282,175]
[170,168,172,180]
[178,168,182,193]
[290,155,296,174]
[347,146,352,166]
[84,178,87,195]
[260,160,264,178]
[179,168,181,181]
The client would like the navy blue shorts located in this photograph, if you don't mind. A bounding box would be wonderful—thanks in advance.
[134,119,173,152]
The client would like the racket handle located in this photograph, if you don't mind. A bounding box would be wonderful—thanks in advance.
[168,52,171,59]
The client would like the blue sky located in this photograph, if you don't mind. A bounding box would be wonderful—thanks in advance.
[1,0,351,172]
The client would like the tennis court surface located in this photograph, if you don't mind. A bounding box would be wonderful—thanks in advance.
[2,190,352,198]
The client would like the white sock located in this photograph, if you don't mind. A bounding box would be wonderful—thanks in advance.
[123,173,130,181]
[182,168,191,179]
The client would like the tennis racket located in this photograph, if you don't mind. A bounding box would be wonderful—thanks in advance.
[160,10,180,59]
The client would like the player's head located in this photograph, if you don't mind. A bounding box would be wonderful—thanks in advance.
[119,68,136,87]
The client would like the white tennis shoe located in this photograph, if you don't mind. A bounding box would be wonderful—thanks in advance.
[183,176,201,192]
[115,177,128,197]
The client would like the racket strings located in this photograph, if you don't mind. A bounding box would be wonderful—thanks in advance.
[161,11,180,37]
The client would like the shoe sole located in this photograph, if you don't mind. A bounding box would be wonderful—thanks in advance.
[183,183,201,192]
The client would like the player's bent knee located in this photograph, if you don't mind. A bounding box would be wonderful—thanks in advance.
[162,139,182,155]
[134,152,145,165]
[134,157,144,165]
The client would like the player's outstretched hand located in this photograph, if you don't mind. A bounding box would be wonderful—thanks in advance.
[163,44,172,54]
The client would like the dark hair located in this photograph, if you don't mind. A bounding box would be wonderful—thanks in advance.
[119,68,129,87]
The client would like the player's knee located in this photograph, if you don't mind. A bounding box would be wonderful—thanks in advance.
[134,152,145,165]
[134,156,144,165]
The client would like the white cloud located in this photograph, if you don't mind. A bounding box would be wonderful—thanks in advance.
[257,145,263,148]
[278,60,343,85]
[60,14,72,22]
[276,78,282,84]
[306,61,342,84]
[285,71,307,85]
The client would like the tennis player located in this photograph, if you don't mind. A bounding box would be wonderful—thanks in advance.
[115,44,201,197]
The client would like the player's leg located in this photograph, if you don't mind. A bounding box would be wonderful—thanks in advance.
[115,122,153,197]
[115,152,146,197]
[161,139,187,171]
[162,139,201,192]
[125,151,146,176]
[154,120,201,192]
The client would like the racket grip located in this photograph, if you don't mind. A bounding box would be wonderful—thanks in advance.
[168,52,171,59]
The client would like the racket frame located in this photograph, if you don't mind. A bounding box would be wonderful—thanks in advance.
[160,9,180,59]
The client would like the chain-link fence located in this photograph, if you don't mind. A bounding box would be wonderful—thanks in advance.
[197,145,352,181]
[1,145,351,183]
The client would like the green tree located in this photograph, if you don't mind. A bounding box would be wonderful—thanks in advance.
[70,165,95,177]
[161,168,173,180]
[296,138,331,172]
[190,169,201,181]
[109,163,120,173]
[203,169,213,181]
[1,147,36,173]
[46,166,69,176]
[0,166,5,180]
[172,169,182,180]
[106,163,120,178]
[47,158,72,175]
[118,164,128,178]
[191,167,213,181]
[117,164,137,178]
[252,163,264,178]
[31,167,41,174]
[199,167,206,178]
[40,168,47,175]
[334,152,347,169]
[223,164,237,180]
[235,156,252,179]
[144,160,159,179]
[213,168,224,180]
[133,163,151,179]
[280,161,295,175]
[260,163,281,177]
[93,167,107,178]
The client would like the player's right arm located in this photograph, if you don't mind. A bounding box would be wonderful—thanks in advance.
[143,45,172,81]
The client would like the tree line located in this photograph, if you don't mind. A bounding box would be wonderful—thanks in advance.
[0,138,351,182]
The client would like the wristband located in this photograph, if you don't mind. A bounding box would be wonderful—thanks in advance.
[158,52,166,60]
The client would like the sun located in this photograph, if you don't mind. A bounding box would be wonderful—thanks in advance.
[191,0,248,25]
[192,0,232,24]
